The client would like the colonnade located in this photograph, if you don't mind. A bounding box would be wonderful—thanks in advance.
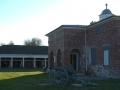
[0,58,47,68]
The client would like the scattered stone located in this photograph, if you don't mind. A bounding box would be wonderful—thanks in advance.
[71,83,82,87]
[38,83,51,86]
[88,83,99,86]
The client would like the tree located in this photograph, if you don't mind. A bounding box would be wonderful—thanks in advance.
[8,41,14,45]
[0,41,14,46]
[24,38,42,46]
[0,43,5,46]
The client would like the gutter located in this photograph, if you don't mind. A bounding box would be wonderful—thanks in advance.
[84,28,87,71]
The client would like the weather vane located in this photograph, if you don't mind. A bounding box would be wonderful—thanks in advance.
[106,3,108,9]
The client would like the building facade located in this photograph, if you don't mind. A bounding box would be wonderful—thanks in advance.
[46,4,120,78]
[0,45,48,68]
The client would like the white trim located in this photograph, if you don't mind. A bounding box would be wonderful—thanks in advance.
[0,54,48,58]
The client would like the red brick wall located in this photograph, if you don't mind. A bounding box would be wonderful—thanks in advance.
[87,20,120,77]
[48,19,120,77]
[48,28,85,68]
[112,20,120,77]
[48,29,65,67]
[63,29,85,66]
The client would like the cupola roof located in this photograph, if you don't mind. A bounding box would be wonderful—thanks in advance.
[100,4,112,15]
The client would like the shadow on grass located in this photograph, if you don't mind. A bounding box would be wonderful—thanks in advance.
[0,68,87,90]
[0,72,50,90]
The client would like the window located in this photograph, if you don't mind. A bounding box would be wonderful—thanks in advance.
[103,45,110,65]
[96,26,102,32]
[54,33,56,39]
[91,47,96,65]
[104,50,109,65]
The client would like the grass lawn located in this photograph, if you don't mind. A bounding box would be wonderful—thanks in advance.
[0,68,120,90]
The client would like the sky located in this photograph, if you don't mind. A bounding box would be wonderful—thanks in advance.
[0,0,120,46]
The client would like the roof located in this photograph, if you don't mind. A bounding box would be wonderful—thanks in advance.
[45,25,87,36]
[60,25,87,27]
[45,15,120,36]
[100,9,112,15]
[0,45,48,55]
[87,15,120,28]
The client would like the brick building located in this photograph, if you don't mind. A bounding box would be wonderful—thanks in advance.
[46,4,120,78]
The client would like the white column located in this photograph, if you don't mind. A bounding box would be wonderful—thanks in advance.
[45,58,47,67]
[0,58,1,68]
[22,58,24,68]
[10,58,13,68]
[33,58,36,68]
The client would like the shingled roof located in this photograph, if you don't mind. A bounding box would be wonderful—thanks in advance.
[0,45,48,55]
[45,25,87,36]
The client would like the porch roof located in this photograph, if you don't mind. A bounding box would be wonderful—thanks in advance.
[0,45,48,55]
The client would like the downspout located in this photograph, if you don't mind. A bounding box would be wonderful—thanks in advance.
[85,28,87,71]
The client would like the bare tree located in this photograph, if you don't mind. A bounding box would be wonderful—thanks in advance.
[24,38,42,46]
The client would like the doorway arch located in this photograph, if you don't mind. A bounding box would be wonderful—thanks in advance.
[57,49,62,66]
[70,49,80,71]
[50,51,54,67]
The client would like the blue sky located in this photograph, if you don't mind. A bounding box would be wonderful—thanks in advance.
[0,0,120,45]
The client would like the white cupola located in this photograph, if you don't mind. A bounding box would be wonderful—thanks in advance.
[99,4,113,20]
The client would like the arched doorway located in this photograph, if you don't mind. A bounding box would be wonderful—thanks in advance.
[50,51,54,67]
[70,49,80,71]
[57,49,62,66]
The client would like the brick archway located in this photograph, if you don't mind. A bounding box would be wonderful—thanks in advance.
[57,49,62,66]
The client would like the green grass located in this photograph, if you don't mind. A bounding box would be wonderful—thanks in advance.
[0,68,120,90]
